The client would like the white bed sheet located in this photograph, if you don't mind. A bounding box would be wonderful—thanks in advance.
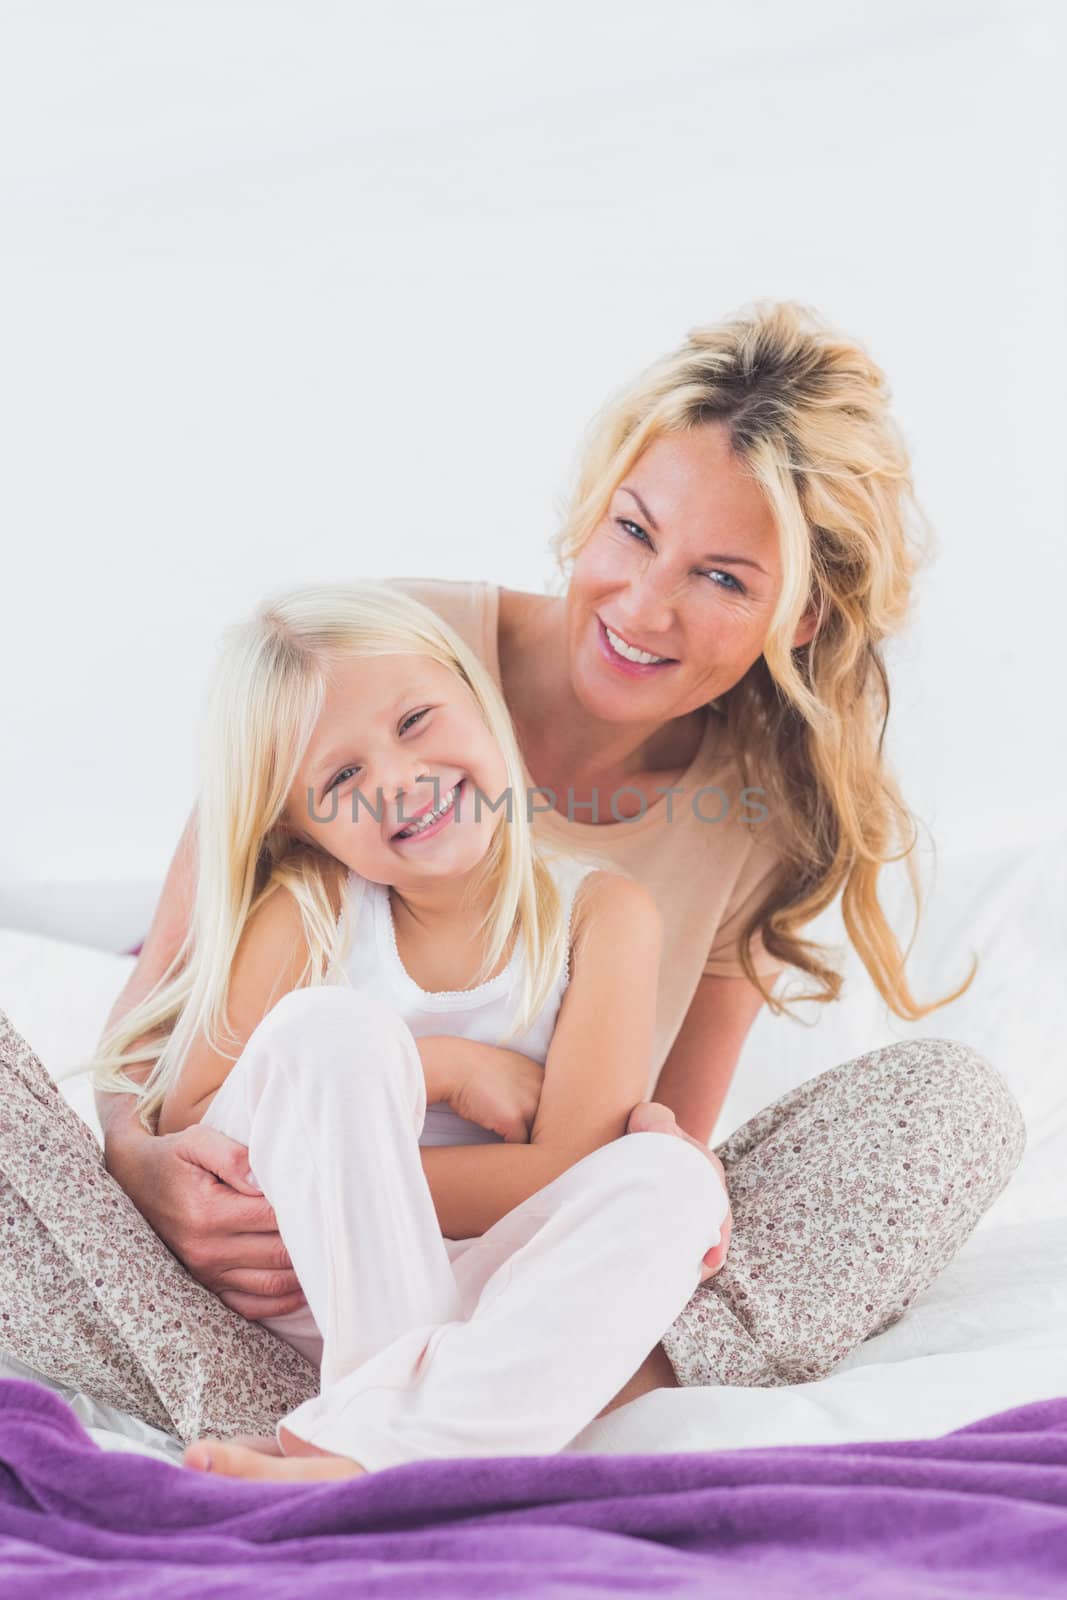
[2,834,1065,1462]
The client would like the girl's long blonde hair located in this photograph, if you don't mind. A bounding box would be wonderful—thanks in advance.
[552,300,975,1020]
[91,583,576,1132]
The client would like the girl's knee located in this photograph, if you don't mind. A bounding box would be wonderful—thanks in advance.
[250,986,418,1086]
[259,985,394,1038]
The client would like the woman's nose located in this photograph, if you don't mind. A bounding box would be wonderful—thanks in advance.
[616,579,676,640]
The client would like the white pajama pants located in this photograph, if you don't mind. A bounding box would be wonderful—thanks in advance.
[199,986,728,1471]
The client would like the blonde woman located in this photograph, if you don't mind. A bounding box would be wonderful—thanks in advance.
[96,302,1025,1423]
[91,582,730,1477]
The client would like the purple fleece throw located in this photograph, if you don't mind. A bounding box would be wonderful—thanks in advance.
[0,1377,1063,1598]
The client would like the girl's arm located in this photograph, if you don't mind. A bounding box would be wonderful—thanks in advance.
[418,870,662,1239]
[156,885,457,1136]
[154,876,454,1134]
[155,887,318,1136]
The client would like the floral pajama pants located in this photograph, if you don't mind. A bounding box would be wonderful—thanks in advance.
[661,1036,1026,1387]
[0,1009,1026,1439]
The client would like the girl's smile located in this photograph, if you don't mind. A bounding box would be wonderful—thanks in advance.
[285,652,510,926]
[392,777,468,845]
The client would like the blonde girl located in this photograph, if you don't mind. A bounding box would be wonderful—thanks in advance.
[92,581,728,1479]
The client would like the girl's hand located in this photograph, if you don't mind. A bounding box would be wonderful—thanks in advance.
[446,1044,545,1144]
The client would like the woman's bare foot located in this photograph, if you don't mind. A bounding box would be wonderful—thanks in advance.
[626,1101,731,1280]
[183,1438,367,1482]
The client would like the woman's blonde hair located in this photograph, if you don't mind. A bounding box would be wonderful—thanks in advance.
[551,300,975,1020]
[91,583,576,1132]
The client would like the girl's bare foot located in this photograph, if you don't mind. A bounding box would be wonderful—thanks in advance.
[183,1438,367,1482]
[595,1340,679,1418]
[229,1432,284,1456]
[626,1101,731,1280]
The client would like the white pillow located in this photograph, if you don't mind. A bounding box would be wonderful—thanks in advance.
[0,928,134,1084]
[0,926,132,1144]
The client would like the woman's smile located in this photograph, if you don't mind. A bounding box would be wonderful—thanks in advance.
[595,614,679,677]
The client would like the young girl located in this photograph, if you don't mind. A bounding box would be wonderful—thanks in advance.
[92,581,728,1482]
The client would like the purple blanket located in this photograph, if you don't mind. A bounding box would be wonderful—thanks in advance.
[0,1377,1064,1598]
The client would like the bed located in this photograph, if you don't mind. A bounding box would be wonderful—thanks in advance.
[1,834,1065,1593]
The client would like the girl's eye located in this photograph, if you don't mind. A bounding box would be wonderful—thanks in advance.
[326,765,358,794]
[326,709,431,794]
[615,518,745,594]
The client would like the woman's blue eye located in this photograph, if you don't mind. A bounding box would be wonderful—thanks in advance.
[619,517,651,546]
[706,569,743,593]
[616,518,745,593]
[326,710,430,794]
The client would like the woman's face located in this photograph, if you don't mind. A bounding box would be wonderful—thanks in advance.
[566,421,814,724]
[283,652,510,887]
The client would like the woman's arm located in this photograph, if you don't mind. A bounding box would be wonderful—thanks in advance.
[651,972,769,1146]
[418,871,662,1239]
[644,971,771,1279]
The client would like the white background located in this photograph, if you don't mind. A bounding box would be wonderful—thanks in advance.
[2,1,1064,951]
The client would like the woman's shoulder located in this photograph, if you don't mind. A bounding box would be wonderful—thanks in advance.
[380,575,540,651]
[379,573,495,622]
[379,572,485,606]
[380,573,483,598]
[379,574,502,672]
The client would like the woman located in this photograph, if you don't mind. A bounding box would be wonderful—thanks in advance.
[96,300,1025,1407]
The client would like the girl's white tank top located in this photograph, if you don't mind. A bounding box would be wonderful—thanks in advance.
[332,853,603,1148]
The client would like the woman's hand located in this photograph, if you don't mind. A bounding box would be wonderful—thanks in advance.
[440,1041,545,1144]
[625,1102,733,1282]
[106,1122,307,1320]
[700,1146,733,1280]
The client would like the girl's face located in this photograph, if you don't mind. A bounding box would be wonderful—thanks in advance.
[283,652,510,888]
[565,421,816,723]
